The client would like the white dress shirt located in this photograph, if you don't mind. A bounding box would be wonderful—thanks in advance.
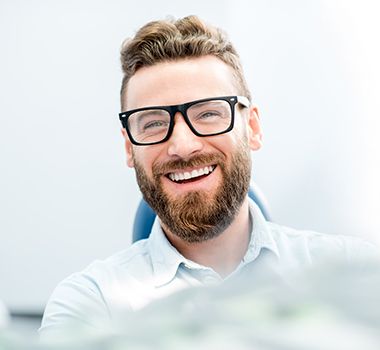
[39,198,378,339]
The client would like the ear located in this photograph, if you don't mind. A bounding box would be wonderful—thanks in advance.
[121,128,135,168]
[247,105,263,151]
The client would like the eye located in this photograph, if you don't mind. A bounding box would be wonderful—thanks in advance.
[195,110,222,121]
[143,120,169,130]
[131,109,170,134]
[200,111,219,118]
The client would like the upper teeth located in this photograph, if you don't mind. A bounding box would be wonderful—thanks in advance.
[168,166,215,182]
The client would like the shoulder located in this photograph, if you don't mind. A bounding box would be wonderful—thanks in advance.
[39,239,153,339]
[97,239,152,274]
[59,239,153,288]
[52,238,153,298]
[267,221,379,264]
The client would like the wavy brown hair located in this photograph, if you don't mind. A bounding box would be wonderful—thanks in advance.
[120,15,251,110]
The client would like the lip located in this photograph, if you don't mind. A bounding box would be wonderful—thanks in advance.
[165,164,217,182]
[164,163,216,175]
[162,164,219,193]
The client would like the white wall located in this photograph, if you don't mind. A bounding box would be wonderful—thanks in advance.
[225,1,380,241]
[0,0,379,312]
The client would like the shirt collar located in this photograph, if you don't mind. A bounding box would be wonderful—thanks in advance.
[148,219,187,287]
[148,197,280,286]
[243,198,280,263]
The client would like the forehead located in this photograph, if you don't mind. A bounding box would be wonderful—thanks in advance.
[123,55,238,111]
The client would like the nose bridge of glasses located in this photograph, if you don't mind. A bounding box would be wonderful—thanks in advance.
[166,104,204,157]
[169,104,195,132]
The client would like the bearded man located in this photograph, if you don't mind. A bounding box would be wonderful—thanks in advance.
[40,15,378,339]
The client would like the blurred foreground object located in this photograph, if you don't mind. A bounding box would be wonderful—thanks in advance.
[2,259,380,349]
[0,300,9,329]
[112,259,380,350]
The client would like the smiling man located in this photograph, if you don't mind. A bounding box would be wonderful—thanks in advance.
[121,55,259,277]
[40,15,378,339]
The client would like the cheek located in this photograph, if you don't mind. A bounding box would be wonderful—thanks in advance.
[225,122,248,149]
[234,114,249,136]
[133,147,163,176]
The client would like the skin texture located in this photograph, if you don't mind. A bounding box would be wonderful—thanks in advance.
[121,55,263,277]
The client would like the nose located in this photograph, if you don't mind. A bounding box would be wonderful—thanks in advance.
[167,112,204,159]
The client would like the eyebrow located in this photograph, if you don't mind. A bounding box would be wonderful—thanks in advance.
[189,100,226,110]
[134,110,168,118]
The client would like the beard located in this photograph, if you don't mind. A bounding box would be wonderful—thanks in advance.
[133,138,252,243]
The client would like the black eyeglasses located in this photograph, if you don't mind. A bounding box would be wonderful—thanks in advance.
[119,95,250,146]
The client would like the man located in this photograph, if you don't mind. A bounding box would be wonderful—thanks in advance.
[39,15,377,339]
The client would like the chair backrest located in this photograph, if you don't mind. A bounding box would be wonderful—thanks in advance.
[132,182,271,243]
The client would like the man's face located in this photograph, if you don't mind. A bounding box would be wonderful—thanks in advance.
[121,56,262,242]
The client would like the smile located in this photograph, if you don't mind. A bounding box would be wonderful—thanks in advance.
[167,165,216,183]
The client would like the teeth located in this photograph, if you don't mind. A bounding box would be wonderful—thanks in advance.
[168,166,215,182]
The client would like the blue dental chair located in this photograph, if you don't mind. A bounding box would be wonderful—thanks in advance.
[132,182,271,243]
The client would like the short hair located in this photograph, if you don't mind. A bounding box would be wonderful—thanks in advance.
[120,15,251,110]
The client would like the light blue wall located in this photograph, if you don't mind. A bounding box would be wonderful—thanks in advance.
[0,0,379,312]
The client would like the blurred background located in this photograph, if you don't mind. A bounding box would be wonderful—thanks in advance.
[0,0,379,333]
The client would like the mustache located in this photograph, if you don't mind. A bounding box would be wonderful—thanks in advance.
[152,153,225,176]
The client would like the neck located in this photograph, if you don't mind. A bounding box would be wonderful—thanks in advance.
[161,196,251,278]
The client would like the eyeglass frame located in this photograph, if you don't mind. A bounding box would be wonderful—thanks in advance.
[119,95,250,146]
